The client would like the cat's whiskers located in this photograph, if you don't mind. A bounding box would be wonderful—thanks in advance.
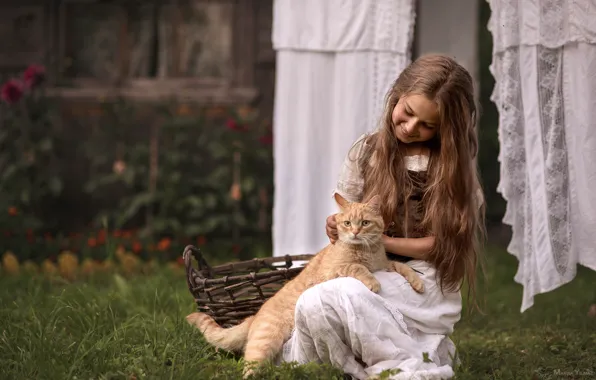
[355,234,376,253]
[360,236,370,252]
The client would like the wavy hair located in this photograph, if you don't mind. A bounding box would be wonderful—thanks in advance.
[360,54,486,305]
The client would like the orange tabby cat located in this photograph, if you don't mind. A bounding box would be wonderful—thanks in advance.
[186,193,425,377]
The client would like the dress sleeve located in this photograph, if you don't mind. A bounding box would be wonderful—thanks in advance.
[334,134,368,203]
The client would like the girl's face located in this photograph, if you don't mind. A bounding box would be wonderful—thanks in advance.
[391,94,439,144]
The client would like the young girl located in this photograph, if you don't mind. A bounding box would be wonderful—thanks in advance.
[279,54,485,379]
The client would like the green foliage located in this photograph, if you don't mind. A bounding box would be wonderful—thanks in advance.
[83,102,274,244]
[0,81,274,261]
[0,78,64,233]
[0,246,594,379]
[0,270,344,380]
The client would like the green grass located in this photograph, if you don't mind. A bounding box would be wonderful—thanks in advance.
[0,248,594,380]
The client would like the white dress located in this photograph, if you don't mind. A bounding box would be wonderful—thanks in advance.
[279,135,466,380]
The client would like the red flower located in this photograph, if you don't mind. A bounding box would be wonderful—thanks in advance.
[226,118,247,132]
[7,207,17,216]
[259,133,273,146]
[97,229,107,244]
[23,64,45,89]
[132,241,142,254]
[26,229,34,243]
[176,256,185,266]
[1,80,23,104]
[157,237,172,251]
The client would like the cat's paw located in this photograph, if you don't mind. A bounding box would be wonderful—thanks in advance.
[387,261,405,273]
[362,277,381,293]
[406,274,425,293]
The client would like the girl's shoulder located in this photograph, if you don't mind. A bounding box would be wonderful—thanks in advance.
[345,132,375,162]
[349,132,378,157]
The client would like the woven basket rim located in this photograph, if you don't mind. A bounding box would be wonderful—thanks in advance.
[183,245,315,327]
[183,244,313,276]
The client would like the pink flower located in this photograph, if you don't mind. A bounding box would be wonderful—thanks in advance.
[113,160,126,175]
[1,80,24,104]
[23,64,46,89]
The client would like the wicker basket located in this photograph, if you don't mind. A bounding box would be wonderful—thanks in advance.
[183,245,315,328]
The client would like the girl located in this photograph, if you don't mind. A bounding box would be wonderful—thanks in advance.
[279,54,485,379]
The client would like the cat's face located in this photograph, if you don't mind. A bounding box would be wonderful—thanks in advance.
[334,194,384,246]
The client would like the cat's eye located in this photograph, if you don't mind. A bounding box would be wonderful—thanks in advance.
[343,221,351,227]
[362,220,370,226]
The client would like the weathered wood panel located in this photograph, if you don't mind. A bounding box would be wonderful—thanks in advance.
[0,0,274,106]
[232,0,256,88]
[159,2,234,79]
[0,5,47,68]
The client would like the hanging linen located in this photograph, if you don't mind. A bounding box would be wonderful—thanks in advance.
[271,0,416,257]
[487,0,596,312]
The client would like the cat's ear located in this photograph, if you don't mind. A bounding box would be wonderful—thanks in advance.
[365,195,381,213]
[334,193,351,210]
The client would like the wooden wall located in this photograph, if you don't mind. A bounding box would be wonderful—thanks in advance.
[0,0,275,112]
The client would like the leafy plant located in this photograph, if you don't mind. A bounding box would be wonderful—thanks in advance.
[0,65,64,234]
[84,102,274,246]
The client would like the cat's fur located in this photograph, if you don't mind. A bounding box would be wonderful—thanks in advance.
[186,193,424,377]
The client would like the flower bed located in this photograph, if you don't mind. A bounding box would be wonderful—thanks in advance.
[1,64,274,262]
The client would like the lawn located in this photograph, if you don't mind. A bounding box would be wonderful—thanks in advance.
[0,247,594,380]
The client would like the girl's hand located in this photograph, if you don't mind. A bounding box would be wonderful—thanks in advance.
[326,214,338,244]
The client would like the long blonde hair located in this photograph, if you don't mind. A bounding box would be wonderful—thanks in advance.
[360,54,485,303]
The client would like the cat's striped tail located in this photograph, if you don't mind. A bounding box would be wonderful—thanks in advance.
[186,312,254,352]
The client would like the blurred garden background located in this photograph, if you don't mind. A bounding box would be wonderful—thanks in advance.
[0,0,506,275]
[1,0,277,275]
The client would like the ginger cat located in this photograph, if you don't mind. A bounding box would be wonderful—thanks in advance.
[186,193,425,377]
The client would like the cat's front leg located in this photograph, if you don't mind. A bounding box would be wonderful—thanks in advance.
[336,263,381,293]
[388,261,425,293]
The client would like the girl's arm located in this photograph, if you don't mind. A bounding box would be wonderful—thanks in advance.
[382,235,435,260]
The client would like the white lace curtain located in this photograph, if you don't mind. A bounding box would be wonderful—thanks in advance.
[487,0,596,312]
